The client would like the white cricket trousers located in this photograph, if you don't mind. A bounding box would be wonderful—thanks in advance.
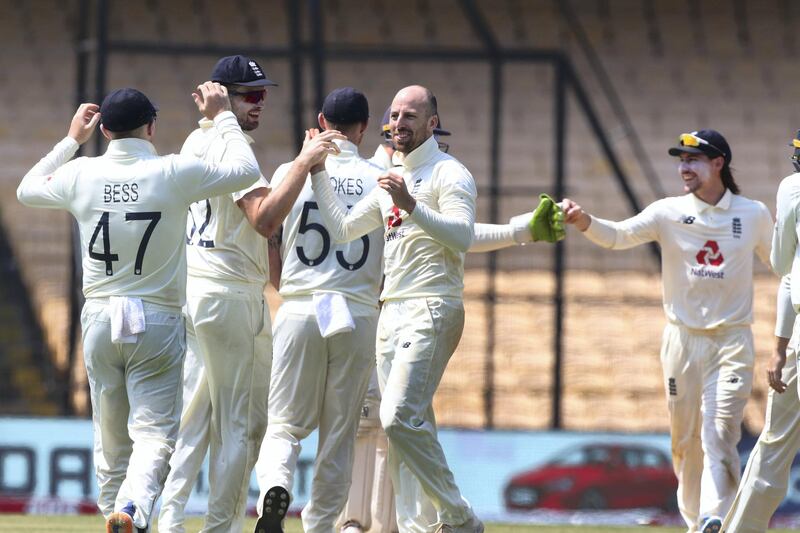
[255,302,376,533]
[661,323,753,531]
[377,297,476,529]
[339,368,438,533]
[158,280,272,533]
[722,317,800,533]
[81,298,185,529]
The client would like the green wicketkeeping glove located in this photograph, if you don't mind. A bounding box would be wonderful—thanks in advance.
[528,193,566,243]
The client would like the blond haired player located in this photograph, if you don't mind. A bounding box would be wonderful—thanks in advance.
[341,109,539,533]
[562,130,785,533]
[308,85,484,533]
[156,56,343,533]
[721,138,800,531]
[17,84,260,533]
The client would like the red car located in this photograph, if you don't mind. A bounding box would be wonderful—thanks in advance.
[504,443,678,511]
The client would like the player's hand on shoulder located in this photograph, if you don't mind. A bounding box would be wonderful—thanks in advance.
[561,198,591,231]
[299,128,345,174]
[192,81,232,120]
[68,103,101,145]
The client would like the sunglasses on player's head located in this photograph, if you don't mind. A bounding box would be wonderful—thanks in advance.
[678,133,725,158]
[228,89,267,104]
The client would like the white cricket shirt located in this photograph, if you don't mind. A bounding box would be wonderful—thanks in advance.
[369,144,393,170]
[311,135,477,301]
[583,189,772,330]
[17,111,259,307]
[182,118,271,289]
[275,139,384,309]
[770,174,800,332]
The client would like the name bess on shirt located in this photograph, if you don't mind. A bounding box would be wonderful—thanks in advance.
[103,183,139,203]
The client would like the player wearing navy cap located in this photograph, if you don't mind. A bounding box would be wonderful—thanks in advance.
[156,56,342,533]
[562,130,793,533]
[17,83,260,533]
[253,86,379,533]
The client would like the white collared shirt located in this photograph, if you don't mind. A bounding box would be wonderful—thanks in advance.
[182,118,271,289]
[17,111,259,307]
[310,135,477,300]
[773,173,800,313]
[583,189,773,329]
[274,139,384,310]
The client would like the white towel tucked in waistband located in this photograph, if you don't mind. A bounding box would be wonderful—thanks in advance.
[109,296,146,344]
[313,292,355,338]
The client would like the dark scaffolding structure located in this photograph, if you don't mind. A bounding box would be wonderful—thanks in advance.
[73,0,658,428]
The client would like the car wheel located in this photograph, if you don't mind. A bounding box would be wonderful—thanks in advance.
[578,488,607,510]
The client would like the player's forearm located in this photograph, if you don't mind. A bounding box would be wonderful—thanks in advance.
[469,223,517,253]
[409,202,473,252]
[267,231,283,292]
[208,111,260,194]
[17,136,79,206]
[252,161,310,238]
[469,211,536,253]
[776,275,797,337]
[581,215,653,250]
[310,170,379,242]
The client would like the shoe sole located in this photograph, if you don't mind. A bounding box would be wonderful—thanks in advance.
[106,512,134,533]
[254,486,290,533]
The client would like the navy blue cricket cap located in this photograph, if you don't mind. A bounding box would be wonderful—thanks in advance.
[434,116,451,137]
[668,129,731,165]
[211,55,278,87]
[322,87,369,125]
[100,88,158,132]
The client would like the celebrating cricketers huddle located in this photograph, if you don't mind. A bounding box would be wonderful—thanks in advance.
[13,53,800,533]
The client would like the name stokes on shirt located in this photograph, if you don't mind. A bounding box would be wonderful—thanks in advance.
[103,183,139,203]
[329,175,363,196]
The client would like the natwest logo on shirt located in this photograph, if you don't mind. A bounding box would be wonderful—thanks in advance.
[387,205,403,229]
[696,240,724,266]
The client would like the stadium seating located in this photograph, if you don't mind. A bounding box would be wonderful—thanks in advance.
[0,0,792,433]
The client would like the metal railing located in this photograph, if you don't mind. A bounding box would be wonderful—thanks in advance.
[73,0,655,429]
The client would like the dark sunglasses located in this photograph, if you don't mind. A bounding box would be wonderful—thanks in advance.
[228,89,266,104]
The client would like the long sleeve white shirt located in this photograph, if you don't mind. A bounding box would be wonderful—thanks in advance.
[772,173,800,335]
[17,111,259,307]
[311,135,477,300]
[274,139,385,310]
[583,190,773,330]
[181,118,271,289]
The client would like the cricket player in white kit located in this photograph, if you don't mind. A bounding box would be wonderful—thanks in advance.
[157,56,340,533]
[562,130,777,533]
[310,85,484,533]
[254,87,382,533]
[721,152,800,532]
[342,109,540,533]
[17,85,260,532]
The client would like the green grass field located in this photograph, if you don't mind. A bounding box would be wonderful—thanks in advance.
[0,514,795,532]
